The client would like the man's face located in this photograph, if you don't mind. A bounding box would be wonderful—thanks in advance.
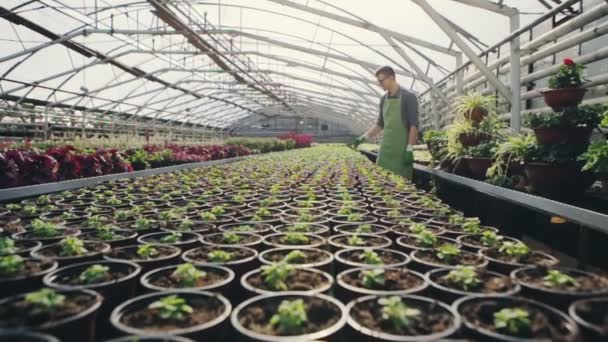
[376,73,393,91]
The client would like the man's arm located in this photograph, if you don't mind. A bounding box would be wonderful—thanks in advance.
[404,92,419,149]
[407,126,418,147]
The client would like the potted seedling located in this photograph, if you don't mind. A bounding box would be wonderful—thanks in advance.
[201,232,263,251]
[457,230,521,252]
[511,266,608,310]
[262,232,326,250]
[31,236,110,267]
[336,267,427,304]
[328,233,392,252]
[540,58,587,111]
[454,295,579,341]
[13,219,80,245]
[0,236,41,257]
[395,229,459,254]
[161,217,214,235]
[140,262,234,297]
[137,231,201,251]
[182,245,259,280]
[0,254,58,294]
[219,222,273,235]
[231,292,346,341]
[345,295,461,341]
[480,241,558,274]
[569,297,608,341]
[334,223,390,236]
[454,93,497,123]
[258,247,334,273]
[242,262,333,298]
[410,243,487,273]
[111,291,232,339]
[105,243,181,273]
[273,223,331,236]
[80,224,138,247]
[334,248,410,274]
[426,266,520,304]
[0,287,102,342]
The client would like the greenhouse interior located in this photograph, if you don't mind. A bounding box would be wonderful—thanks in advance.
[1,0,608,341]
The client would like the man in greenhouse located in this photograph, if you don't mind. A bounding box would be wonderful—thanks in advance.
[355,66,419,179]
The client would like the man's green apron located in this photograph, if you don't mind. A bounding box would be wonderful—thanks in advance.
[376,93,412,179]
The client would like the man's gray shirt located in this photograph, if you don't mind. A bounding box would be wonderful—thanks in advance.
[376,88,419,131]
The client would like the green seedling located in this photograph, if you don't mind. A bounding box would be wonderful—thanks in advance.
[493,308,531,334]
[0,255,25,276]
[106,197,122,205]
[444,266,481,291]
[207,250,232,262]
[0,237,17,255]
[436,244,461,262]
[262,262,293,290]
[347,234,365,246]
[361,268,385,289]
[211,206,226,216]
[358,249,383,265]
[415,230,437,248]
[283,250,306,263]
[171,263,205,287]
[113,210,134,221]
[148,295,193,321]
[59,237,88,256]
[269,299,308,334]
[79,264,109,284]
[96,225,118,241]
[499,241,529,257]
[160,232,182,244]
[338,206,353,216]
[448,215,466,225]
[60,212,78,220]
[256,208,272,217]
[543,270,578,288]
[355,224,372,234]
[25,288,65,313]
[199,211,217,222]
[137,244,158,259]
[222,232,242,244]
[378,296,421,332]
[480,230,503,247]
[409,223,428,234]
[178,219,195,231]
[21,205,37,216]
[84,215,108,229]
[281,233,309,245]
[462,218,482,233]
[233,225,255,232]
[134,218,155,230]
[347,213,363,222]
[31,219,59,237]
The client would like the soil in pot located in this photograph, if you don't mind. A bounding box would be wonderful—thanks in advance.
[335,248,410,273]
[141,263,234,297]
[337,267,427,303]
[105,244,181,273]
[455,295,579,341]
[232,292,346,341]
[410,246,486,273]
[334,223,389,236]
[111,290,231,339]
[160,220,214,235]
[181,245,259,281]
[427,267,520,304]
[0,288,103,342]
[219,222,272,235]
[457,233,520,252]
[201,232,263,250]
[13,226,81,246]
[273,223,330,236]
[80,228,138,248]
[481,244,558,275]
[137,231,201,250]
[259,247,333,272]
[0,256,58,294]
[263,233,326,250]
[328,233,392,251]
[31,240,111,267]
[346,294,460,341]
[511,266,608,310]
[242,265,332,296]
[569,297,608,340]
[396,234,459,254]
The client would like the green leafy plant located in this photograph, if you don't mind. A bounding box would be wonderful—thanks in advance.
[524,105,601,129]
[578,140,608,174]
[358,249,383,265]
[59,237,88,256]
[347,213,363,222]
[409,223,428,234]
[436,244,461,262]
[543,270,578,288]
[79,264,110,284]
[137,244,158,259]
[269,299,308,334]
[355,224,372,234]
[255,207,271,217]
[171,263,205,287]
[480,230,504,247]
[31,219,58,237]
[178,219,195,231]
[134,218,155,230]
[207,250,232,262]
[21,205,37,216]
[0,255,25,276]
[337,206,353,216]
[211,206,226,216]
[493,308,531,334]
[378,296,421,332]
[199,211,217,222]
[361,268,385,289]
[0,237,17,255]
[498,241,529,257]
[95,225,118,241]
[415,230,437,248]
[160,232,182,243]
[84,215,109,229]
[261,262,292,290]
[548,58,585,89]
[462,218,482,233]
[113,210,134,222]
[454,93,497,119]
[61,212,78,220]
[281,233,309,245]
[444,266,481,291]
[283,250,306,263]
[148,295,193,321]
[233,225,255,232]
[25,288,66,313]
[222,232,242,244]
[347,234,365,246]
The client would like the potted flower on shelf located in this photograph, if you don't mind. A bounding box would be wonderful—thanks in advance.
[524,105,601,146]
[540,58,587,111]
[578,138,608,191]
[454,93,497,123]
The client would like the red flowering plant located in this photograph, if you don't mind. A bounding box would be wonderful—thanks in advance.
[548,58,585,89]
[278,132,313,148]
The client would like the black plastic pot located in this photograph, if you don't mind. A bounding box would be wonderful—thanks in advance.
[104,244,181,273]
[426,267,520,304]
[42,260,141,340]
[409,249,488,273]
[31,241,111,267]
[137,231,201,251]
[105,336,195,342]
[334,223,389,236]
[272,223,330,237]
[231,292,347,341]
[479,248,559,275]
[80,229,138,248]
[345,294,461,341]
[0,258,58,294]
[454,295,579,341]
[336,267,428,304]
[160,220,214,235]
[0,330,60,342]
[219,222,273,235]
[511,266,608,311]
[569,297,608,341]
[0,239,42,258]
[334,248,411,274]
[0,288,103,342]
[396,234,459,254]
[12,228,81,245]
[328,233,392,252]
[111,290,232,340]
[182,245,259,281]
[201,232,264,251]
[456,234,521,253]
[258,247,334,273]
[262,232,326,250]
[241,266,333,298]
[140,263,234,298]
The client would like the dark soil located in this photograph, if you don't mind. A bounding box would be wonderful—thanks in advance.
[461,300,572,339]
[238,296,340,336]
[398,235,454,249]
[0,292,98,328]
[80,231,132,243]
[351,298,454,336]
[0,259,55,278]
[434,271,516,294]
[204,233,260,245]
[266,234,323,246]
[263,249,329,265]
[341,249,406,266]
[121,296,226,332]
[17,229,79,240]
[246,268,329,292]
[517,268,608,293]
[391,224,443,235]
[185,246,255,263]
[35,242,108,258]
[331,235,388,248]
[148,268,228,289]
[484,249,557,267]
[55,270,128,285]
[342,268,424,291]
[414,250,484,267]
[460,235,517,249]
[108,245,177,261]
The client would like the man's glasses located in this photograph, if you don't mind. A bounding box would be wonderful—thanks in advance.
[377,78,386,84]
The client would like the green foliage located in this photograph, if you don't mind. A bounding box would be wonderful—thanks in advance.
[462,218,482,233]
[177,219,195,231]
[337,206,353,215]
[199,211,217,222]
[358,249,383,265]
[578,140,608,173]
[137,244,158,259]
[148,295,193,321]
[281,233,309,245]
[25,288,66,313]
[225,137,296,153]
[211,206,226,216]
[113,209,135,222]
[444,266,481,291]
[59,237,88,256]
[171,263,205,287]
[347,234,365,246]
[454,93,497,119]
[480,230,504,247]
[21,205,37,216]
[548,60,585,89]
[0,255,25,276]
[31,219,59,237]
[378,296,421,332]
[134,218,155,230]
[543,270,577,288]
[255,207,271,217]
[409,223,428,234]
[361,268,385,289]
[221,232,242,244]
[269,299,308,334]
[0,237,17,255]
[261,262,293,290]
[96,225,118,241]
[415,230,437,247]
[522,142,588,165]
[347,213,363,222]
[436,244,461,262]
[79,264,110,284]
[524,105,602,129]
[207,250,232,262]
[493,308,531,334]
[233,225,255,232]
[283,250,306,263]
[355,224,373,234]
[160,232,182,244]
[499,241,529,257]
[84,215,109,229]
[463,142,497,158]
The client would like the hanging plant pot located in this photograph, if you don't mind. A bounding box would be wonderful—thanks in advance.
[524,162,594,197]
[466,107,488,122]
[540,88,587,111]
[458,132,491,147]
[463,157,493,180]
[532,126,592,146]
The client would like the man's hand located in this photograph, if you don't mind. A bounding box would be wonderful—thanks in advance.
[354,136,367,148]
[404,150,414,167]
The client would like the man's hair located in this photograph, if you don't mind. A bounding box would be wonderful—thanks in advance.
[375,66,396,78]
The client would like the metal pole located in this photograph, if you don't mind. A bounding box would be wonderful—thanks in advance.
[455,53,464,95]
[509,12,521,134]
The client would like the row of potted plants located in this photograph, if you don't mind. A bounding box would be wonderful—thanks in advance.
[0,146,605,341]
